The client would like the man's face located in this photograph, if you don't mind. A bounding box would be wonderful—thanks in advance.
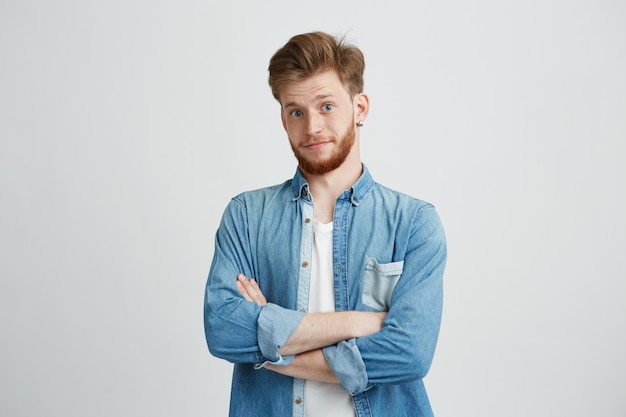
[279,70,359,176]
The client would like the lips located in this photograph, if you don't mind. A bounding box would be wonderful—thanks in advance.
[305,141,331,150]
[304,137,335,150]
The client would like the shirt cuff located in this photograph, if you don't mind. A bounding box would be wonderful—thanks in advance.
[323,339,369,395]
[255,303,305,367]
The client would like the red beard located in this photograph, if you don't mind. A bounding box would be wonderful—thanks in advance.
[290,122,355,176]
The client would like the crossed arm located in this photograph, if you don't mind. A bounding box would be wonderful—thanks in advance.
[236,273,385,383]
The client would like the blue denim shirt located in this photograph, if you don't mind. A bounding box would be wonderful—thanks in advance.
[204,165,446,417]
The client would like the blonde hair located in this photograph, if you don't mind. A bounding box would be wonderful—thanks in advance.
[268,31,365,102]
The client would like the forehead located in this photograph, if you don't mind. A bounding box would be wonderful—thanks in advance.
[279,70,350,106]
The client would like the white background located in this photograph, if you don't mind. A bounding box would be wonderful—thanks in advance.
[1,1,625,416]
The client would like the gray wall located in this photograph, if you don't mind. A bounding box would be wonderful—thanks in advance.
[1,1,625,416]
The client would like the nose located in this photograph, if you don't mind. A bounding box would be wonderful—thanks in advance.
[305,112,323,136]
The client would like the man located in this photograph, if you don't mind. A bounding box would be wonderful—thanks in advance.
[204,31,447,417]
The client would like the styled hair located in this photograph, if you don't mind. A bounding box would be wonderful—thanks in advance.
[268,31,365,102]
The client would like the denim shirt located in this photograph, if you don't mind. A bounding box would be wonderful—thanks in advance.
[204,165,447,417]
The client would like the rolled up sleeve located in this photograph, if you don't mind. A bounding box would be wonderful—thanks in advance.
[323,339,370,395]
[254,303,305,368]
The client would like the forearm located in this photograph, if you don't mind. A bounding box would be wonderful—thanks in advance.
[266,349,340,384]
[279,310,385,356]
[238,274,385,356]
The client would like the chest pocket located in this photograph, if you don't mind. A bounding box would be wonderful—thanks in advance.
[362,257,404,311]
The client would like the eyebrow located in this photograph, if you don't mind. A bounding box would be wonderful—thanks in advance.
[283,94,335,109]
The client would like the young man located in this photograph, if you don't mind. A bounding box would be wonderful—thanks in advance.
[204,31,447,417]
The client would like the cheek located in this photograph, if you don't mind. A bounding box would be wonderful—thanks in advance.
[285,121,303,137]
[285,125,300,143]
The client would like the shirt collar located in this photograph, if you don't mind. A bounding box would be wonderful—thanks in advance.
[291,164,375,206]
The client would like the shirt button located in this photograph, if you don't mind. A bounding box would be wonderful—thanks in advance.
[302,190,308,196]
[302,261,309,268]
[352,196,358,202]
[305,218,311,223]
[295,398,302,405]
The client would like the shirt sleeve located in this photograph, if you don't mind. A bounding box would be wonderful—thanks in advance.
[204,198,305,365]
[255,303,305,367]
[356,204,447,386]
[323,339,369,395]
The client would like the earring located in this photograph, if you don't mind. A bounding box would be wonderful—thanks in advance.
[356,121,364,127]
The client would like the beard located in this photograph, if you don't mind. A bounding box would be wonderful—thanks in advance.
[290,122,356,176]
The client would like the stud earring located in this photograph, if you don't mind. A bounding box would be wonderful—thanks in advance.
[356,121,364,127]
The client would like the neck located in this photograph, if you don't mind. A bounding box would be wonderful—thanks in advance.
[305,161,362,197]
[301,152,362,223]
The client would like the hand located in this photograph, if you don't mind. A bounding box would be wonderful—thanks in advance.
[236,273,267,306]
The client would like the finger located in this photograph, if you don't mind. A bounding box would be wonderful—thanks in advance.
[236,280,253,302]
[249,279,267,303]
[238,274,259,299]
[249,278,261,291]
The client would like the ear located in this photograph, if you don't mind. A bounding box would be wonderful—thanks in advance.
[354,93,370,123]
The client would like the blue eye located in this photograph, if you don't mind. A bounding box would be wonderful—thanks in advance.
[322,104,334,111]
[291,110,303,118]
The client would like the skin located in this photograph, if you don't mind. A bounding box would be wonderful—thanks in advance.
[237,274,385,383]
[236,69,385,384]
[281,69,369,223]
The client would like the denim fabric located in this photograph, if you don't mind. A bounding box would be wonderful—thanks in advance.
[204,165,447,417]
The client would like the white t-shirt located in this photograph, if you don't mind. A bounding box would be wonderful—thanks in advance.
[304,219,356,417]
